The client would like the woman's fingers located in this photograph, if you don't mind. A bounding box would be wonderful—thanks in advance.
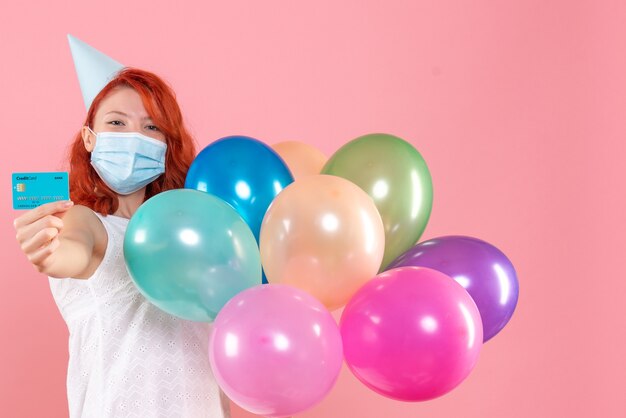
[15,214,64,243]
[22,227,59,255]
[13,200,75,275]
[29,237,61,272]
[13,200,73,230]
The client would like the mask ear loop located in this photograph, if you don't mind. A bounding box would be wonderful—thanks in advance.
[86,126,100,194]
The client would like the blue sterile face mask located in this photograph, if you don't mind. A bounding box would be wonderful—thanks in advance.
[88,127,167,195]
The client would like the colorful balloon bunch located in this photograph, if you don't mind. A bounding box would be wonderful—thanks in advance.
[123,133,519,417]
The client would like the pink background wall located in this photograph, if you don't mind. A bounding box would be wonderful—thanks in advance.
[1,1,625,417]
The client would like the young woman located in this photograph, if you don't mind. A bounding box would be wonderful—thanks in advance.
[13,68,231,417]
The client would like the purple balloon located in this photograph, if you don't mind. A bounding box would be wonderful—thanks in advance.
[388,236,519,342]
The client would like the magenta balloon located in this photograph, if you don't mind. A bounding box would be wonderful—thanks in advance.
[340,267,483,401]
[209,284,343,417]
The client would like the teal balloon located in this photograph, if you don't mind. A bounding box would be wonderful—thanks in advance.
[123,189,262,322]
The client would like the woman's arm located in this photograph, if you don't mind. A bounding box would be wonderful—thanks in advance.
[14,201,106,279]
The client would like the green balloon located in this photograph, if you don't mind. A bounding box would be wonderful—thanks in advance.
[124,189,262,322]
[322,133,433,269]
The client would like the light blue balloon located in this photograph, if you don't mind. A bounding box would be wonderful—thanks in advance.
[123,189,262,322]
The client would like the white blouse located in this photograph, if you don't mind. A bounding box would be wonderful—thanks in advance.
[48,211,231,417]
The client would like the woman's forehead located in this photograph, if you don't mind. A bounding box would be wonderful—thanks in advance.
[95,86,151,119]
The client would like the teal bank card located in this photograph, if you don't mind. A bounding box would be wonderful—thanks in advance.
[12,172,69,210]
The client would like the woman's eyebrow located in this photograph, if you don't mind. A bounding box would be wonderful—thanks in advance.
[105,110,128,117]
[104,110,152,120]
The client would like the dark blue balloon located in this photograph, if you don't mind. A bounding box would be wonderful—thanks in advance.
[185,135,294,246]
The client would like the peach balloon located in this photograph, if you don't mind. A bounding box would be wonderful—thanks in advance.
[260,175,385,311]
[272,141,328,179]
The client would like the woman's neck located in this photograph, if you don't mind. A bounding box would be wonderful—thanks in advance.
[113,188,147,218]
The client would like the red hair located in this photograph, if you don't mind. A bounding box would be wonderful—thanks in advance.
[68,68,196,215]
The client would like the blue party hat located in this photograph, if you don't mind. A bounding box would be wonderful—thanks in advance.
[67,34,125,110]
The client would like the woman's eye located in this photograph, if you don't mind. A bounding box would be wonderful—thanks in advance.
[107,120,124,126]
[146,125,160,131]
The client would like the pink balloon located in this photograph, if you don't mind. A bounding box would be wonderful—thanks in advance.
[340,267,483,401]
[209,284,343,417]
